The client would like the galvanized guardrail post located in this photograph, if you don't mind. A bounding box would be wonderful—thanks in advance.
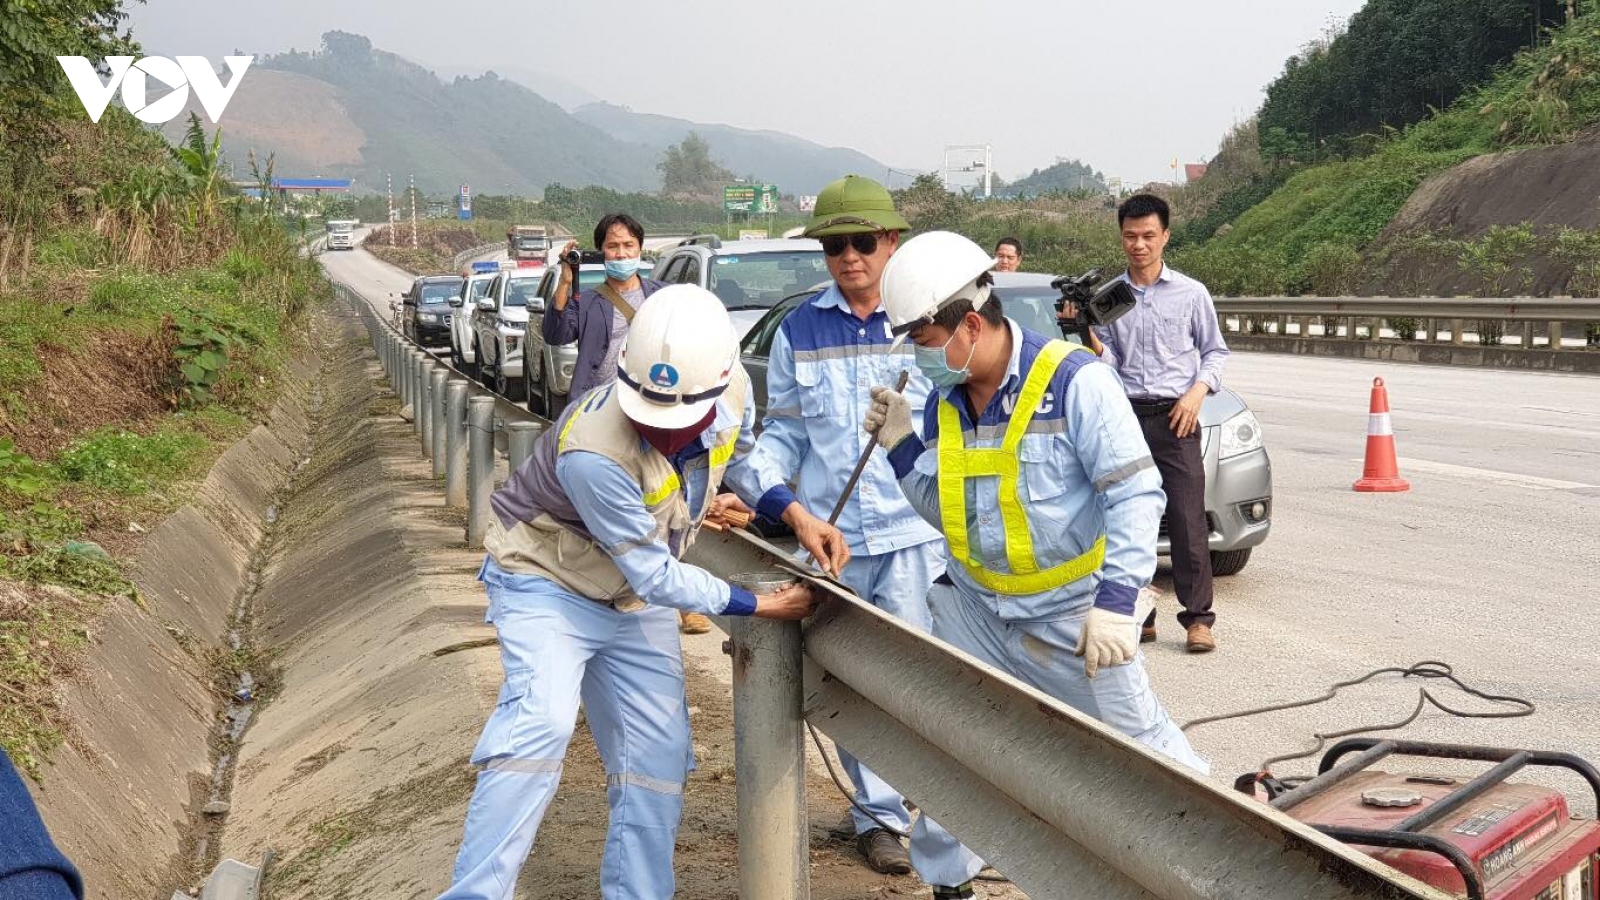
[504,421,541,473]
[729,614,808,900]
[411,352,425,434]
[446,382,470,508]
[401,348,414,412]
[420,362,436,457]
[467,396,496,547]
[431,369,448,477]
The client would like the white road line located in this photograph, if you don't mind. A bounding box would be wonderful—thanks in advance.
[1349,457,1595,491]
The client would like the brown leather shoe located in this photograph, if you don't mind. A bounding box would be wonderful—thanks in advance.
[679,611,713,635]
[1185,623,1216,653]
[1140,626,1158,644]
[856,828,912,875]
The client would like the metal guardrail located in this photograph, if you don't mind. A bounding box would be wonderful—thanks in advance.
[450,242,504,271]
[1214,296,1600,347]
[339,278,1451,900]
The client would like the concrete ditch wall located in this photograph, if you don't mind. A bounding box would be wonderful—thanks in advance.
[28,355,318,899]
[214,316,500,898]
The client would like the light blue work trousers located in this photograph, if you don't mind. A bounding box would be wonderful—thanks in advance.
[830,541,945,836]
[908,581,1210,888]
[438,559,693,900]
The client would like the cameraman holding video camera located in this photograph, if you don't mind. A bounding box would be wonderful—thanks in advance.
[1085,194,1229,654]
[544,213,667,403]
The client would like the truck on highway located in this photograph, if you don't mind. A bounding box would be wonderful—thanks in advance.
[507,225,550,263]
[326,219,358,251]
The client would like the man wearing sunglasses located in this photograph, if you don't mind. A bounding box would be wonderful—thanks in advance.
[738,175,945,877]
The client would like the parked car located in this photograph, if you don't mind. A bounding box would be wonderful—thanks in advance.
[651,234,829,341]
[448,271,497,375]
[400,274,465,347]
[736,271,1273,575]
[524,261,654,419]
[471,269,542,400]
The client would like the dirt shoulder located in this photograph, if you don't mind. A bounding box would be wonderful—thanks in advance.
[222,297,1017,898]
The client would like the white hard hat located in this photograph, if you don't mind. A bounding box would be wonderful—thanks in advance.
[616,284,739,430]
[879,231,996,350]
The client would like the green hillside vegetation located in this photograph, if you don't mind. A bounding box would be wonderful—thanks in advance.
[997,159,1108,198]
[1258,0,1568,163]
[1,3,325,773]
[1174,7,1600,296]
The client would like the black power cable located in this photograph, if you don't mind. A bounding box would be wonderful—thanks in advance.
[1181,660,1536,774]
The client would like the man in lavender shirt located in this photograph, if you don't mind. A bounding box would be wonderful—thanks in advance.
[1085,194,1229,653]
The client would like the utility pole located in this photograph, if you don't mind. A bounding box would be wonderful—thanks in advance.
[386,173,395,246]
[409,174,419,249]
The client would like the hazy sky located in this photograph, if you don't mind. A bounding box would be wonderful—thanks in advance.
[125,0,1364,187]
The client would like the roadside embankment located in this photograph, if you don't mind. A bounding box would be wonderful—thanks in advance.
[28,350,317,898]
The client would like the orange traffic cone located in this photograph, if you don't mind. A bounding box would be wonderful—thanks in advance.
[1354,377,1409,492]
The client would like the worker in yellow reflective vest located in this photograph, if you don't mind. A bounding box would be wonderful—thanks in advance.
[863,231,1209,900]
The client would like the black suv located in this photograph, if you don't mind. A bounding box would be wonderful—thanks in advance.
[401,274,465,347]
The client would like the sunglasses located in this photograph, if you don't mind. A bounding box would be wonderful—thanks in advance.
[821,232,884,257]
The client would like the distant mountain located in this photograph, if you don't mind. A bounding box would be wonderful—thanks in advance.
[158,31,892,198]
[426,61,601,111]
[571,102,898,195]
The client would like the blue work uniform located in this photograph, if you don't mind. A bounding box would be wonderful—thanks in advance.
[884,320,1209,887]
[440,380,762,900]
[737,285,946,836]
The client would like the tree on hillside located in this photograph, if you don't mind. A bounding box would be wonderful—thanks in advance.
[1259,0,1568,164]
[999,159,1107,197]
[658,132,735,197]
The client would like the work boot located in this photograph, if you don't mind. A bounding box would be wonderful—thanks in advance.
[931,882,975,899]
[856,828,912,875]
[679,611,713,635]
[1141,625,1158,643]
[1185,623,1216,653]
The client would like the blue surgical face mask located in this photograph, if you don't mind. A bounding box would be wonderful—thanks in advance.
[604,257,641,281]
[914,330,976,388]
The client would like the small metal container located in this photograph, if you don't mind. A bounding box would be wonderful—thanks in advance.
[728,572,799,594]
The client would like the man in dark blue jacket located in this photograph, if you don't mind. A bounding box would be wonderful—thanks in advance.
[1,751,83,900]
[543,213,667,401]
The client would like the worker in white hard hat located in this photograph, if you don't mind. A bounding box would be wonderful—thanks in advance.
[438,284,847,900]
[862,231,1209,900]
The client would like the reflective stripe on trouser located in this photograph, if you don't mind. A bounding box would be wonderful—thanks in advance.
[439,561,692,900]
[908,582,1210,888]
[831,542,945,835]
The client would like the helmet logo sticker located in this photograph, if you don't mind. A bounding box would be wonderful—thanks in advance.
[649,363,680,388]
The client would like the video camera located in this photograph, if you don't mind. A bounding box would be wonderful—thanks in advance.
[562,248,606,267]
[1050,268,1138,339]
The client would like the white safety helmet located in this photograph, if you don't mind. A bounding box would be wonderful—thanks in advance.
[880,231,997,351]
[616,284,739,430]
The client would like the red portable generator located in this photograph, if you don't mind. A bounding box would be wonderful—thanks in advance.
[1243,739,1600,900]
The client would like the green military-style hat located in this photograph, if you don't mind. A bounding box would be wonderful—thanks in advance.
[803,175,912,238]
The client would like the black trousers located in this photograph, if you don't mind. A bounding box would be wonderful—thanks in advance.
[1135,406,1215,628]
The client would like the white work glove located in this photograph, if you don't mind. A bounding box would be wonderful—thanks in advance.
[863,385,914,450]
[1074,606,1139,678]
